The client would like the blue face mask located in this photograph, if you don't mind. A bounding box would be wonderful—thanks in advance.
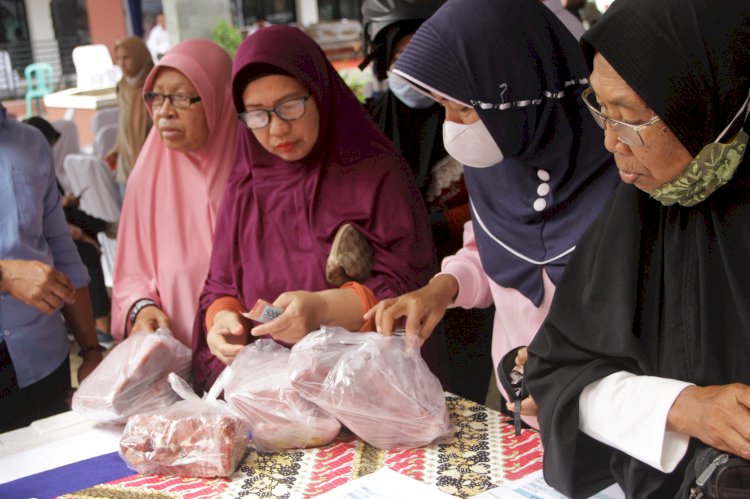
[387,71,435,109]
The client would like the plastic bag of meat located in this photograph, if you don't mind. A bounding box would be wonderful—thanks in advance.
[72,328,191,423]
[119,370,250,477]
[223,339,341,452]
[288,326,454,450]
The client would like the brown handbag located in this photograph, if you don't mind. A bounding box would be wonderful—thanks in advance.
[326,223,373,287]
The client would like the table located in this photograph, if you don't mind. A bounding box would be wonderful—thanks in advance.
[43,86,118,111]
[0,395,543,499]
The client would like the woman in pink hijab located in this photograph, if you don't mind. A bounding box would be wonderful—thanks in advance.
[110,39,237,347]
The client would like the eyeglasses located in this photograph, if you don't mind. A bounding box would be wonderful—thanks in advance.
[581,87,661,147]
[144,92,202,110]
[239,95,311,129]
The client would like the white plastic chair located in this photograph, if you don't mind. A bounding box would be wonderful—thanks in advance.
[91,107,120,137]
[72,44,121,89]
[94,124,118,159]
[63,154,121,223]
[0,50,20,96]
[97,232,117,289]
[51,120,81,194]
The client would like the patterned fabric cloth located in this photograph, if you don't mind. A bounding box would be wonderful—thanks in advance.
[58,396,542,499]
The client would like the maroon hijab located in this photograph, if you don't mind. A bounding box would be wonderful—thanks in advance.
[192,26,437,392]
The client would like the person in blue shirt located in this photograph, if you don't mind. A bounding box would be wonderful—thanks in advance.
[0,103,103,433]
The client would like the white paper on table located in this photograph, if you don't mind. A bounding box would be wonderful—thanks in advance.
[316,466,455,499]
[0,411,123,484]
[473,470,626,499]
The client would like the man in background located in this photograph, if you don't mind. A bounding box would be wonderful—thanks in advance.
[0,104,103,432]
[147,13,170,61]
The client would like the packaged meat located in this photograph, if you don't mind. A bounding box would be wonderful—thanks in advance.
[289,326,454,450]
[224,339,341,452]
[119,371,250,477]
[72,328,191,423]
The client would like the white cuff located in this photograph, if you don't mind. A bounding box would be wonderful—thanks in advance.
[579,371,693,472]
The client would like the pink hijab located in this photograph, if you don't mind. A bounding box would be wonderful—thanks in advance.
[111,39,237,346]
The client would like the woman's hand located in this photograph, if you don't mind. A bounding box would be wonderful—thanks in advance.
[251,291,325,345]
[667,383,750,460]
[363,274,459,345]
[207,310,249,364]
[131,304,170,333]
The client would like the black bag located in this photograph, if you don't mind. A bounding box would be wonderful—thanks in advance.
[497,346,529,436]
[689,447,750,499]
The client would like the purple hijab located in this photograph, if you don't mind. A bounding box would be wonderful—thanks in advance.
[192,26,437,392]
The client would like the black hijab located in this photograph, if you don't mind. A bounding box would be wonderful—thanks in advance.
[526,1,750,497]
[394,0,618,305]
[365,21,446,195]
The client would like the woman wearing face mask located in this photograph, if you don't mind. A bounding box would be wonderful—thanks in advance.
[526,0,750,496]
[110,39,237,348]
[191,26,442,393]
[359,0,493,405]
[365,0,619,424]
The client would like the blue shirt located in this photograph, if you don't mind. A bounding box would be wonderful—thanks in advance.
[0,105,89,388]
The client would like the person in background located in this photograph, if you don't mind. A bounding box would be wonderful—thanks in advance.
[146,13,170,62]
[526,0,750,497]
[366,0,619,426]
[111,39,237,348]
[245,15,272,37]
[1,104,103,432]
[541,0,585,40]
[192,26,442,393]
[360,0,493,405]
[23,116,112,345]
[563,0,602,29]
[107,36,154,193]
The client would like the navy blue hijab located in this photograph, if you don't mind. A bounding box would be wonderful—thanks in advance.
[394,0,618,305]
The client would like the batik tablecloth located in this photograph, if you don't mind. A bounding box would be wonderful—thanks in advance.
[59,395,542,499]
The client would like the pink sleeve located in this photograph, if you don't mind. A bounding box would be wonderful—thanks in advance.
[110,175,161,341]
[440,220,494,310]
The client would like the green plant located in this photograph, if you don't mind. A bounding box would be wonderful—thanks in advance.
[212,20,242,58]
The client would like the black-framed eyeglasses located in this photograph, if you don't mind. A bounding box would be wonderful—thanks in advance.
[238,95,311,130]
[581,87,661,147]
[144,92,202,110]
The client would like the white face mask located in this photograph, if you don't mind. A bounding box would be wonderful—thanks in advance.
[442,119,504,168]
[387,71,435,109]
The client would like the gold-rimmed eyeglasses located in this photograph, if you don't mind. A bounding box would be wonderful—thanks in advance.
[581,87,661,147]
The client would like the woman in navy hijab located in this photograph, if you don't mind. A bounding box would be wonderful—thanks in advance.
[366,0,619,425]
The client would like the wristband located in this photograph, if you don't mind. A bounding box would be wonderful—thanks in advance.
[130,298,157,324]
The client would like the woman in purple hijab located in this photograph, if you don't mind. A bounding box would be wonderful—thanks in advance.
[191,26,440,393]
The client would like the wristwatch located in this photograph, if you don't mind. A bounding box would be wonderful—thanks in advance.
[130,298,157,324]
[78,344,106,357]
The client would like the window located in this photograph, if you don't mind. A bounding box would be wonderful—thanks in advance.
[318,0,363,21]
[242,0,296,25]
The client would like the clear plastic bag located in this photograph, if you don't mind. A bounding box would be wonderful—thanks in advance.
[224,339,341,452]
[72,328,191,423]
[119,370,250,478]
[289,326,454,450]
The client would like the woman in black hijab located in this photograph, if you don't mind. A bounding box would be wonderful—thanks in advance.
[525,0,750,497]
